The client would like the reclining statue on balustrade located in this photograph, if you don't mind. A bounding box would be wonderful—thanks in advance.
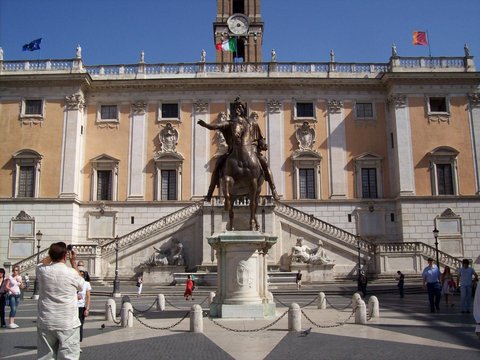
[291,237,334,265]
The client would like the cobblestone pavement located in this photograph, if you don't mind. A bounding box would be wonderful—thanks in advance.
[0,286,478,360]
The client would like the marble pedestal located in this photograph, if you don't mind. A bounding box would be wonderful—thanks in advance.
[291,263,336,282]
[208,231,277,318]
[142,265,183,285]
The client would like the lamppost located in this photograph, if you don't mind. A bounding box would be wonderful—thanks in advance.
[433,227,440,268]
[32,230,43,299]
[357,235,362,279]
[112,235,121,297]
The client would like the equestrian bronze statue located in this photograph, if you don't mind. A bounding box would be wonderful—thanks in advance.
[197,98,278,231]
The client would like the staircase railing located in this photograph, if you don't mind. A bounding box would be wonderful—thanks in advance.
[274,201,372,251]
[376,242,462,269]
[101,200,204,254]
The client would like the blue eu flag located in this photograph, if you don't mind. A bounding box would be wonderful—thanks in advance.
[22,38,42,51]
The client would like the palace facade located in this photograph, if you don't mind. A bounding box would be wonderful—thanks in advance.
[1,0,479,281]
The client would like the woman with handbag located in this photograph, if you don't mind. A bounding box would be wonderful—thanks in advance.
[441,266,456,307]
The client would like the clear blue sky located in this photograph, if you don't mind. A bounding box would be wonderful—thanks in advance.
[1,0,479,65]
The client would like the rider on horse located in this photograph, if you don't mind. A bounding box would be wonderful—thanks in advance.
[197,98,279,201]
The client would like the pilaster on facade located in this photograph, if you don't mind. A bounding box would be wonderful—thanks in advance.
[60,93,85,199]
[326,99,347,199]
[266,99,285,198]
[192,101,210,198]
[127,101,147,201]
[389,94,415,197]
[468,92,480,194]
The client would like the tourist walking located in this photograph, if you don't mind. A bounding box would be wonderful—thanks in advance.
[457,259,478,314]
[184,275,194,300]
[440,266,456,307]
[296,270,302,290]
[24,273,30,290]
[358,271,368,297]
[78,270,91,344]
[5,266,24,328]
[136,275,143,297]
[396,271,405,298]
[0,268,7,328]
[422,258,441,313]
[36,242,85,359]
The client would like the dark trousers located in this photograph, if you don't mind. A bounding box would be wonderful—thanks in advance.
[427,282,441,311]
[398,283,404,298]
[0,295,6,326]
[78,307,86,341]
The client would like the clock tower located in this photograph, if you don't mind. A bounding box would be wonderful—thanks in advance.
[214,0,264,63]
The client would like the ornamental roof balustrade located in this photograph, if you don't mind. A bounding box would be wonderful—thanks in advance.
[0,56,474,79]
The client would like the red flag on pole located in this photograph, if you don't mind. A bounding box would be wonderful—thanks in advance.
[412,31,428,46]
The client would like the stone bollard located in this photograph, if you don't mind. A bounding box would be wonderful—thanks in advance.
[190,304,203,333]
[121,301,133,328]
[156,294,165,311]
[318,292,326,310]
[288,303,301,332]
[355,299,367,325]
[368,296,380,319]
[352,292,362,311]
[105,298,116,322]
[209,291,216,305]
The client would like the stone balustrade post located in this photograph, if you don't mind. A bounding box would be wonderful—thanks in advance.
[121,301,133,328]
[190,304,203,333]
[288,303,301,332]
[352,293,362,311]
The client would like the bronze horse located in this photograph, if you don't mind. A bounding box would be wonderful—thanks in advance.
[220,119,264,231]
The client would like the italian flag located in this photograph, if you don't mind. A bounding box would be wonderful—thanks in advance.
[216,38,236,52]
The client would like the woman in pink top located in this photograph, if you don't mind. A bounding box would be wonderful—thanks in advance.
[6,266,24,328]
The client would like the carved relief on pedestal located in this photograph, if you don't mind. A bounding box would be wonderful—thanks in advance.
[236,260,253,288]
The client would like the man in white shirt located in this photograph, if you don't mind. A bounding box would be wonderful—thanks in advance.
[457,258,478,314]
[36,242,85,360]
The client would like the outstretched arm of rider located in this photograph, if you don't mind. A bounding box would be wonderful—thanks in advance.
[197,119,222,130]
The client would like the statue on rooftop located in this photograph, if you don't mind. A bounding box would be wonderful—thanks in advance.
[76,45,82,59]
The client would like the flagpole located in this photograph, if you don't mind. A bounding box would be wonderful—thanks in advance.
[426,29,432,57]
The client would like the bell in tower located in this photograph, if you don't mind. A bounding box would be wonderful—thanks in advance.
[214,0,264,63]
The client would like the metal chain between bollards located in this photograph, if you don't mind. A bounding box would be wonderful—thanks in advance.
[325,297,353,311]
[273,295,319,308]
[131,298,158,313]
[164,296,209,310]
[300,307,357,328]
[129,309,191,330]
[207,309,289,332]
[108,305,122,325]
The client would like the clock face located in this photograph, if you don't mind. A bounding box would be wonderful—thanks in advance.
[227,14,249,35]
